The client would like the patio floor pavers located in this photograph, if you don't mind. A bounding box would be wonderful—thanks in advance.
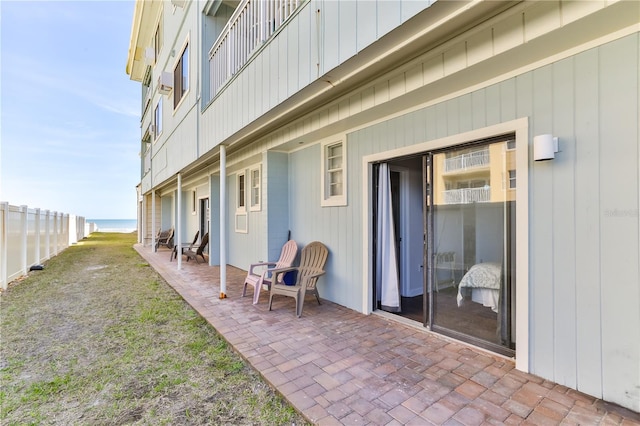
[134,244,640,425]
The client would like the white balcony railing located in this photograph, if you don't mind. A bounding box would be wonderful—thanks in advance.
[444,148,490,173]
[443,187,491,204]
[208,0,301,102]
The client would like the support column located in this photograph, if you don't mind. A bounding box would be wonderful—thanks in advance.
[151,190,156,249]
[177,173,182,270]
[219,145,227,299]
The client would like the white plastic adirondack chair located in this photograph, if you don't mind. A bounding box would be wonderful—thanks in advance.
[242,239,298,304]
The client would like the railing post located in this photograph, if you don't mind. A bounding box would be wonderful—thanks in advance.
[52,212,59,256]
[63,213,69,249]
[34,208,41,264]
[44,210,50,260]
[20,205,28,276]
[1,202,8,290]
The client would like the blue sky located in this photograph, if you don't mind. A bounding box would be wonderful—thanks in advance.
[1,1,139,219]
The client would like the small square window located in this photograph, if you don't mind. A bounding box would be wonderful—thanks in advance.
[321,139,347,206]
[506,139,516,150]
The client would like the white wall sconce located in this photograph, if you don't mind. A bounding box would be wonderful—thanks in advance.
[533,134,559,161]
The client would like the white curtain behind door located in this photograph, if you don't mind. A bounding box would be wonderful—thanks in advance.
[376,163,401,312]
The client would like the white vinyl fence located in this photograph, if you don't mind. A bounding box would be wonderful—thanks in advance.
[0,202,94,290]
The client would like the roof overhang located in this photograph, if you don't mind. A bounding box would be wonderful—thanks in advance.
[125,0,162,81]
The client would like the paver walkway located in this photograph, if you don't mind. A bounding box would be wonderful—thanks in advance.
[135,244,640,425]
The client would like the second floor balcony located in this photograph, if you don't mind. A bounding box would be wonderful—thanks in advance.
[208,0,302,102]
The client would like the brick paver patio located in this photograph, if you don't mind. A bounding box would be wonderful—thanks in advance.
[135,244,640,425]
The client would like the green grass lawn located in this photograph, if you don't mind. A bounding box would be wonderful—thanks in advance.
[0,232,308,425]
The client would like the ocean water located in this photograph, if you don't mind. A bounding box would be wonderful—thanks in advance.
[89,219,137,233]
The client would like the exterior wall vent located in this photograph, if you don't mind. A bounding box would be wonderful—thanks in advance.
[158,72,173,95]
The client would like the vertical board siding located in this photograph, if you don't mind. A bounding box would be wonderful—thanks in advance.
[338,1,357,63]
[297,5,312,88]
[286,19,299,98]
[529,65,556,378]
[321,0,340,72]
[356,0,377,52]
[277,33,288,103]
[573,48,602,398]
[200,0,432,157]
[551,58,577,387]
[266,152,290,262]
[209,175,221,264]
[598,35,639,409]
[377,1,400,41]
[311,33,637,410]
[226,172,262,269]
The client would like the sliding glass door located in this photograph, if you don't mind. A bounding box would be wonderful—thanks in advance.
[427,138,515,355]
[372,136,516,356]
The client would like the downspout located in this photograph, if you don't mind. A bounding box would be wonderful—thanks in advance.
[177,173,183,270]
[219,144,227,298]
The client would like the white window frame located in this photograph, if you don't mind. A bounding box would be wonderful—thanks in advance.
[249,165,261,211]
[154,97,163,138]
[191,191,197,214]
[173,38,189,110]
[236,172,246,212]
[154,20,162,63]
[235,171,248,233]
[321,137,347,207]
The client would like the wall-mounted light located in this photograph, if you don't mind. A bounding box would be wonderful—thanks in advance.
[533,134,559,161]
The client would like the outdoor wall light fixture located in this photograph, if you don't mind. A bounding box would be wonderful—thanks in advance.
[533,134,559,161]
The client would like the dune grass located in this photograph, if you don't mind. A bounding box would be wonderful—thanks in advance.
[0,232,308,425]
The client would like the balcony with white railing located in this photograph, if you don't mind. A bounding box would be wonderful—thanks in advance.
[444,148,490,173]
[208,0,301,103]
[442,187,491,204]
